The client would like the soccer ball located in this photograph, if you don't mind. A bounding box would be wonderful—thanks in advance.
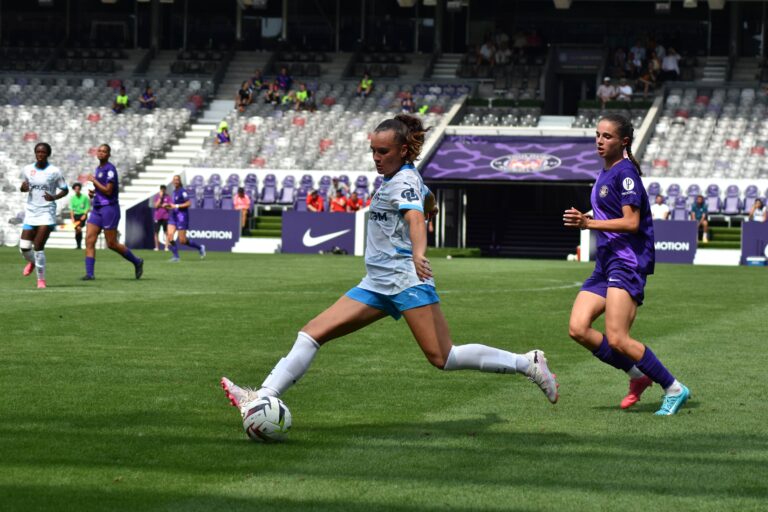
[242,396,292,442]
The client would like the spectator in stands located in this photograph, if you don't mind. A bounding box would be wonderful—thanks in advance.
[234,187,251,232]
[690,194,709,243]
[526,29,543,49]
[153,184,172,251]
[330,189,348,213]
[347,191,364,212]
[281,90,296,110]
[235,80,252,113]
[749,198,767,223]
[613,47,627,75]
[264,81,281,104]
[139,86,157,110]
[652,40,666,61]
[276,66,293,92]
[357,72,374,98]
[477,38,496,66]
[495,42,512,66]
[616,78,633,101]
[661,48,681,81]
[637,57,659,99]
[295,82,315,112]
[306,189,324,212]
[401,91,415,113]
[596,77,616,108]
[112,86,128,114]
[629,40,646,66]
[627,50,643,78]
[250,69,266,91]
[69,182,90,250]
[215,126,231,145]
[650,194,670,220]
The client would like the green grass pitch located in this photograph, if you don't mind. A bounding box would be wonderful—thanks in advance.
[1,247,766,511]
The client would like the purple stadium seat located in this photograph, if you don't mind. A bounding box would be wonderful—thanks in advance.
[722,185,741,215]
[184,186,198,209]
[318,175,331,193]
[743,185,759,214]
[202,185,216,209]
[338,174,350,187]
[260,174,277,204]
[671,196,688,221]
[244,173,258,188]
[295,188,308,212]
[226,173,240,188]
[220,185,234,210]
[208,173,222,186]
[245,186,257,213]
[355,175,370,200]
[277,176,296,205]
[373,175,383,191]
[665,183,681,208]
[191,175,205,187]
[705,184,721,213]
[686,183,701,201]
[647,181,661,198]
[300,174,314,190]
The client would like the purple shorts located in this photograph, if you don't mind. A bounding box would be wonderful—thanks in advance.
[169,209,189,230]
[581,261,647,306]
[87,204,121,230]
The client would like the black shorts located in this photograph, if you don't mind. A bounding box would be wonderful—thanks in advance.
[154,219,168,234]
[72,213,88,227]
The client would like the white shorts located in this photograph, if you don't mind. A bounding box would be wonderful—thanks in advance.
[23,209,57,227]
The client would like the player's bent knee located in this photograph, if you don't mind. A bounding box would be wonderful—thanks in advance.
[19,239,32,251]
[425,351,448,369]
[568,322,588,342]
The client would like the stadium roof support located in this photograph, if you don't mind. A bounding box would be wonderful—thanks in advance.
[553,0,573,9]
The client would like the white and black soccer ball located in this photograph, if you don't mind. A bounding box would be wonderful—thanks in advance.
[242,396,291,443]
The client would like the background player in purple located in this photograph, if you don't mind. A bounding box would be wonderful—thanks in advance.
[82,144,144,280]
[165,174,205,262]
[563,114,690,416]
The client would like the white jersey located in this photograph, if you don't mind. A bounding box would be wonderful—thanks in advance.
[22,163,67,226]
[358,164,434,295]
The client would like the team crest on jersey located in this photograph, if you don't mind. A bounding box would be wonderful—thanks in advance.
[622,177,635,191]
[599,185,609,198]
[401,187,418,201]
[490,153,562,174]
[107,171,114,179]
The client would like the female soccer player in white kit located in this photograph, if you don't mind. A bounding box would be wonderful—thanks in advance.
[19,143,68,289]
[221,114,559,417]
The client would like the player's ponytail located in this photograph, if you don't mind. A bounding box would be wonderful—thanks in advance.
[374,114,431,163]
[600,113,642,176]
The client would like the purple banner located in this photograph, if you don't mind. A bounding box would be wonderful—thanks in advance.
[422,136,601,181]
[126,203,240,252]
[653,220,698,264]
[740,222,768,265]
[282,211,356,254]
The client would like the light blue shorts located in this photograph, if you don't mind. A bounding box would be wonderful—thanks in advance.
[23,224,56,231]
[346,284,440,320]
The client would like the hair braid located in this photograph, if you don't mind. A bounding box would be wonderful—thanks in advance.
[599,113,642,176]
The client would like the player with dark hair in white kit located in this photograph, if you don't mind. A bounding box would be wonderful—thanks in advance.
[19,142,68,289]
[221,114,559,419]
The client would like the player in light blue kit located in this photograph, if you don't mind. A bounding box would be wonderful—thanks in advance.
[221,114,559,417]
[19,142,68,289]
[564,114,690,415]
[165,174,205,262]
[82,144,144,280]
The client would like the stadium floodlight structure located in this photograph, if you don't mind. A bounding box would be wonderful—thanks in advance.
[683,0,697,8]
[708,0,726,9]
[553,0,572,9]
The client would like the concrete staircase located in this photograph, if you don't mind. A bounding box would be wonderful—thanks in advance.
[215,51,271,101]
[431,53,462,80]
[697,56,728,83]
[144,50,177,77]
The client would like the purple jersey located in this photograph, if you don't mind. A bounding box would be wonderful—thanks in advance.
[591,159,655,275]
[172,187,190,210]
[93,162,119,207]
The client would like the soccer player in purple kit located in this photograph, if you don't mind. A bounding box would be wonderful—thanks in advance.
[165,174,205,262]
[81,144,144,280]
[563,114,690,415]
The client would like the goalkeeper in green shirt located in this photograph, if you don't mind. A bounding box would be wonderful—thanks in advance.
[69,183,90,249]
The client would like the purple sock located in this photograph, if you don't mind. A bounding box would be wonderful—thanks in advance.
[185,240,201,250]
[170,242,179,258]
[592,335,636,372]
[85,256,95,277]
[635,346,675,389]
[121,248,142,265]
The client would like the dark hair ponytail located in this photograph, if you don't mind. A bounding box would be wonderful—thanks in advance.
[599,113,642,176]
[374,113,431,162]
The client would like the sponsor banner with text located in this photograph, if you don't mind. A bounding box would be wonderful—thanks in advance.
[422,136,601,181]
[282,211,356,254]
[653,220,698,264]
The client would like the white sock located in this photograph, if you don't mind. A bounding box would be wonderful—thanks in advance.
[443,344,529,374]
[258,331,319,398]
[34,250,46,280]
[627,366,645,379]
[664,379,684,396]
[21,248,35,264]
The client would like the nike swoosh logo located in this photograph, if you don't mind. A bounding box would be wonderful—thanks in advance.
[302,228,351,247]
